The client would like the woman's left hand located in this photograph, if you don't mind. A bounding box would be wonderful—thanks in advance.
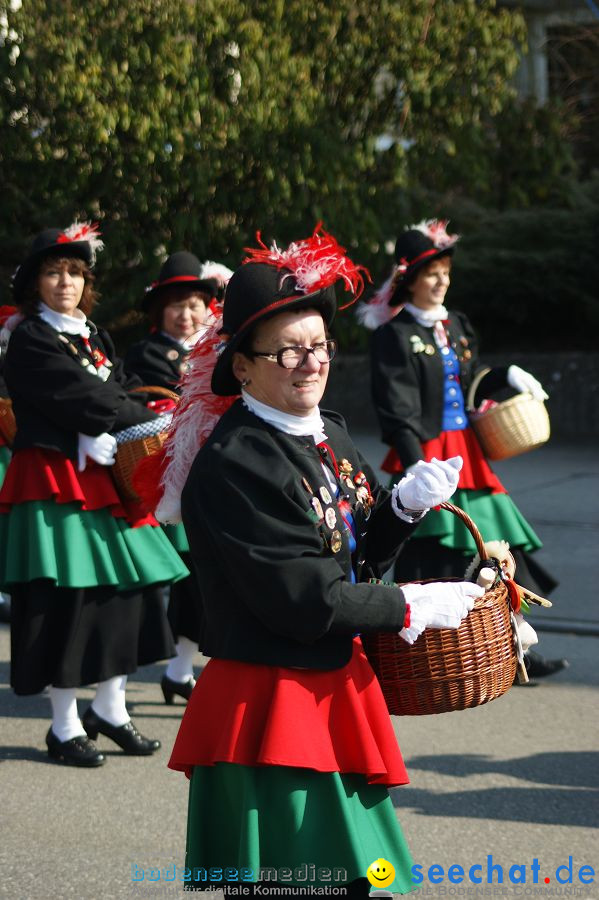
[507,365,548,401]
[397,456,462,511]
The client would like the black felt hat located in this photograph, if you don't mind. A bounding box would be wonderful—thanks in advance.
[12,222,103,304]
[211,226,368,396]
[142,252,221,311]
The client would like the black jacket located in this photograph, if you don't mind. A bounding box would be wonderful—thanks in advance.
[4,315,156,460]
[181,400,414,671]
[124,332,190,395]
[370,308,508,469]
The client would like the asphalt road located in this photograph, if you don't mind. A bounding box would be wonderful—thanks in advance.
[1,438,597,900]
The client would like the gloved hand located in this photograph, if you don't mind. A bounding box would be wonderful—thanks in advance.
[397,456,463,511]
[507,365,548,402]
[78,432,118,472]
[399,581,484,644]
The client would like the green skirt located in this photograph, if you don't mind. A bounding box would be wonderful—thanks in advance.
[399,486,542,555]
[0,499,189,591]
[0,444,10,483]
[186,763,417,893]
[163,522,190,553]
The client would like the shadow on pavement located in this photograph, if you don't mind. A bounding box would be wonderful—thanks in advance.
[405,751,599,789]
[392,784,598,828]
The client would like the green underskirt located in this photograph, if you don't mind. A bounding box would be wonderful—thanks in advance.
[186,763,417,893]
[162,522,190,553]
[0,444,10,483]
[400,487,543,554]
[0,499,189,591]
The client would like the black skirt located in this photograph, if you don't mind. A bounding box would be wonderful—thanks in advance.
[166,552,205,647]
[10,581,175,695]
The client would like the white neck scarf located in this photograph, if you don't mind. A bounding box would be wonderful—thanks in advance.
[404,301,449,327]
[241,390,328,444]
[39,303,90,338]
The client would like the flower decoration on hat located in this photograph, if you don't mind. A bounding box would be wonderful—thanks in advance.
[56,220,104,264]
[242,223,369,310]
[410,219,459,250]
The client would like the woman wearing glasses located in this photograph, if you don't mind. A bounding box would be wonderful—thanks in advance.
[159,228,483,897]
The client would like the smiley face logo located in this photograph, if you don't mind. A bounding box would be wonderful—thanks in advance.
[366,858,395,889]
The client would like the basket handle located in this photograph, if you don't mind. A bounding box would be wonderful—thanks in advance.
[129,385,180,403]
[439,501,486,560]
[466,367,492,412]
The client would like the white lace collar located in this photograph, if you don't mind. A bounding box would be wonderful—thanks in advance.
[404,302,449,327]
[241,390,328,444]
[39,303,90,338]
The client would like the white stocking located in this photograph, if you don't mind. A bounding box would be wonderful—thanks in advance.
[49,686,85,741]
[165,636,198,684]
[92,675,130,727]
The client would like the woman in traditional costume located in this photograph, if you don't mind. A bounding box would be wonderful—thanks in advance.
[156,227,484,895]
[361,220,565,678]
[0,223,188,766]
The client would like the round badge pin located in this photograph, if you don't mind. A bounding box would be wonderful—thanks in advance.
[330,530,342,553]
[166,349,179,361]
[319,486,332,505]
[325,507,337,529]
[311,497,324,520]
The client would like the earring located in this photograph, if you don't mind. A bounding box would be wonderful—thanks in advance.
[241,378,251,387]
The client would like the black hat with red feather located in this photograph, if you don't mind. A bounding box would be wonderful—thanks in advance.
[212,224,368,396]
[12,221,103,305]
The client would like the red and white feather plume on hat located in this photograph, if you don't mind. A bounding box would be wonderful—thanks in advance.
[412,218,459,249]
[243,223,369,308]
[58,220,105,264]
[132,309,236,524]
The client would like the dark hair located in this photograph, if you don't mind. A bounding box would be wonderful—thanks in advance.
[147,285,210,330]
[389,254,452,307]
[19,256,99,317]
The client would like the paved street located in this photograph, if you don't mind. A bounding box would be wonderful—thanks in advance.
[1,437,598,900]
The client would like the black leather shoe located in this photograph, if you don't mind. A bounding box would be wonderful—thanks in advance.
[46,728,105,767]
[161,674,196,705]
[524,650,569,679]
[82,707,161,755]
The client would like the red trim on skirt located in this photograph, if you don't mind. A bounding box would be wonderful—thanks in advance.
[382,426,506,493]
[168,637,409,787]
[0,447,156,527]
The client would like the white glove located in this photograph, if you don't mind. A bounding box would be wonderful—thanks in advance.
[77,432,118,471]
[397,456,463,511]
[399,581,484,644]
[507,365,548,402]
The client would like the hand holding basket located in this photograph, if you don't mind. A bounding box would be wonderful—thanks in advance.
[362,502,520,717]
[111,385,178,502]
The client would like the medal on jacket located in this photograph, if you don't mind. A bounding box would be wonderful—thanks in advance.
[330,530,342,553]
[354,471,374,516]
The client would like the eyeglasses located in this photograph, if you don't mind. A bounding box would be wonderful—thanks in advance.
[247,339,337,370]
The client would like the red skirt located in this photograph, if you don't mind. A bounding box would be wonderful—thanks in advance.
[0,447,155,527]
[382,426,506,494]
[169,637,408,787]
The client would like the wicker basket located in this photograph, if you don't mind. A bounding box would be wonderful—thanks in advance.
[0,397,16,447]
[362,502,517,716]
[467,368,550,461]
[111,386,178,502]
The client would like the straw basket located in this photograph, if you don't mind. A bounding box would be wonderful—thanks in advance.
[467,368,550,461]
[0,397,16,447]
[111,386,178,502]
[362,502,517,716]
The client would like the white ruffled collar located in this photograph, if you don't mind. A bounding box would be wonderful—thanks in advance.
[404,302,449,327]
[241,390,328,444]
[39,303,90,338]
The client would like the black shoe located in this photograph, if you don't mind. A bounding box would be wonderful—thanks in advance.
[46,728,105,767]
[524,650,569,679]
[82,707,161,755]
[161,674,196,705]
